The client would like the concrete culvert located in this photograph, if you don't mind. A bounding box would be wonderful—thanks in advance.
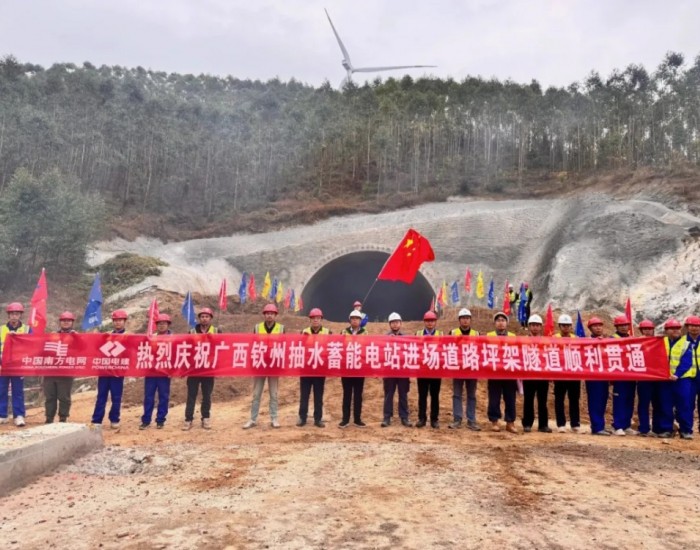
[301,251,434,322]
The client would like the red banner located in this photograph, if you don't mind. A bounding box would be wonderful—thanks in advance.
[0,333,669,380]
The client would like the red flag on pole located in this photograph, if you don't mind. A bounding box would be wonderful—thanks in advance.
[464,268,472,293]
[248,274,257,302]
[218,278,228,311]
[284,289,292,309]
[625,297,634,336]
[297,295,304,312]
[544,304,555,337]
[29,268,48,334]
[377,228,435,284]
[503,280,511,315]
[146,298,160,337]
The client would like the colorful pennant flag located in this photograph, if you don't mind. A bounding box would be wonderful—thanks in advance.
[450,281,459,305]
[544,304,555,337]
[517,282,528,325]
[248,274,257,302]
[440,281,448,306]
[181,291,196,328]
[464,268,472,293]
[284,289,292,309]
[503,280,511,315]
[476,271,485,299]
[28,268,48,334]
[290,289,296,312]
[275,281,284,304]
[487,278,494,309]
[575,310,586,338]
[625,297,634,336]
[238,273,248,304]
[146,298,160,336]
[261,272,272,299]
[218,278,228,311]
[82,273,103,331]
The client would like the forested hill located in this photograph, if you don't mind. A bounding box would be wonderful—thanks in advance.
[1,51,699,226]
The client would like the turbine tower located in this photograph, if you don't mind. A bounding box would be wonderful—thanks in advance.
[325,9,436,87]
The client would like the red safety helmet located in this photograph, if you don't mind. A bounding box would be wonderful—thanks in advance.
[353,300,362,307]
[59,311,76,321]
[308,308,323,318]
[6,302,24,313]
[423,311,438,321]
[684,315,700,326]
[613,315,630,326]
[262,303,278,314]
[198,307,214,317]
[587,316,604,328]
[638,319,655,329]
[524,282,529,289]
[111,309,128,320]
[155,313,171,324]
[664,318,682,329]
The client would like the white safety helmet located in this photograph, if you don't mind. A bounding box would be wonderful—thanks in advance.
[458,308,472,318]
[349,310,363,319]
[388,312,402,322]
[558,314,573,325]
[528,314,543,324]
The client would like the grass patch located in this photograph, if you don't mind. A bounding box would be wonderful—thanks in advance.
[96,253,168,296]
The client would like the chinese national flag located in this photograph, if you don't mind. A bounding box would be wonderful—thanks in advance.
[544,304,555,337]
[218,278,228,311]
[146,298,160,336]
[29,268,48,334]
[377,229,435,284]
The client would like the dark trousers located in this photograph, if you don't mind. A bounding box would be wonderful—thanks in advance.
[43,376,73,421]
[522,380,549,429]
[652,381,674,434]
[91,377,125,424]
[383,378,410,420]
[185,377,214,421]
[554,380,581,428]
[142,377,171,425]
[636,381,654,434]
[612,381,636,430]
[299,377,325,422]
[586,381,609,433]
[417,378,441,422]
[487,379,517,422]
[341,377,364,423]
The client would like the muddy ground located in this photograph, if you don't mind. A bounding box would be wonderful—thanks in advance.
[1,373,700,550]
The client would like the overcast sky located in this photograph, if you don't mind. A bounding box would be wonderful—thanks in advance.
[2,0,699,88]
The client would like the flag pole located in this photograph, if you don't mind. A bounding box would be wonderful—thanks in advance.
[361,278,380,306]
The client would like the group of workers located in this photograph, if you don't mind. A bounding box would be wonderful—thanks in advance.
[0,300,699,439]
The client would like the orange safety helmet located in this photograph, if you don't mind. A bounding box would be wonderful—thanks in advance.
[59,311,76,321]
[262,303,279,314]
[6,302,24,313]
[423,311,438,321]
[111,309,128,320]
[308,308,323,318]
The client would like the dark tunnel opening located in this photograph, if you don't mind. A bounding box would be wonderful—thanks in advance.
[301,251,435,322]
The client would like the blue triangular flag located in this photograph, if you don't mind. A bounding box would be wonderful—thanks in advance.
[181,291,196,328]
[270,278,278,302]
[238,273,248,304]
[487,278,494,309]
[518,283,528,324]
[450,281,459,305]
[575,310,586,338]
[81,273,103,330]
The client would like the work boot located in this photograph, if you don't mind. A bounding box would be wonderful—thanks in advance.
[523,426,532,433]
[202,418,212,430]
[400,418,413,428]
[139,422,150,430]
[538,426,553,433]
[314,420,326,428]
[338,420,350,429]
[657,432,672,439]
[505,422,517,434]
[45,418,54,424]
[296,418,307,427]
[448,420,462,429]
[242,420,257,430]
[430,421,440,429]
[271,419,281,428]
[466,421,482,432]
[59,417,67,423]
[381,417,391,428]
[182,420,193,431]
[354,420,367,428]
[491,421,501,432]
[156,422,164,429]
[415,420,426,428]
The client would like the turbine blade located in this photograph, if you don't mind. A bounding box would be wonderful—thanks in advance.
[352,65,437,73]
[325,9,353,69]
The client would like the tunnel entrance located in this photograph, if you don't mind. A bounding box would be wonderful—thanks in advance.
[301,251,435,322]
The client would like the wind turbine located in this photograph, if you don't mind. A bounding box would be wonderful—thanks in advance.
[325,9,436,87]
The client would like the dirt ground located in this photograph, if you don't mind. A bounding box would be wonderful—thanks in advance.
[1,372,700,550]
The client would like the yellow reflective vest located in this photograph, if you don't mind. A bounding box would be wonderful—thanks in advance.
[302,327,330,335]
[0,323,30,357]
[416,329,443,336]
[451,328,479,336]
[665,336,695,378]
[254,322,284,334]
[486,331,515,337]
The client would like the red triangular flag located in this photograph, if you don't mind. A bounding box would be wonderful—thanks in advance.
[218,278,228,311]
[625,297,634,336]
[284,289,292,309]
[146,298,160,337]
[464,268,472,293]
[248,274,257,302]
[544,304,554,337]
[503,280,511,315]
[29,268,48,334]
[297,295,304,312]
[377,229,435,284]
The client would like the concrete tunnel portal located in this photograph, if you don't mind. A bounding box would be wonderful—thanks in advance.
[300,251,435,323]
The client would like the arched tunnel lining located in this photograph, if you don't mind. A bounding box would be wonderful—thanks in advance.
[301,251,435,322]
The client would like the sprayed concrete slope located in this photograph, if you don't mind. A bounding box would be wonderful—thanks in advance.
[89,194,700,318]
